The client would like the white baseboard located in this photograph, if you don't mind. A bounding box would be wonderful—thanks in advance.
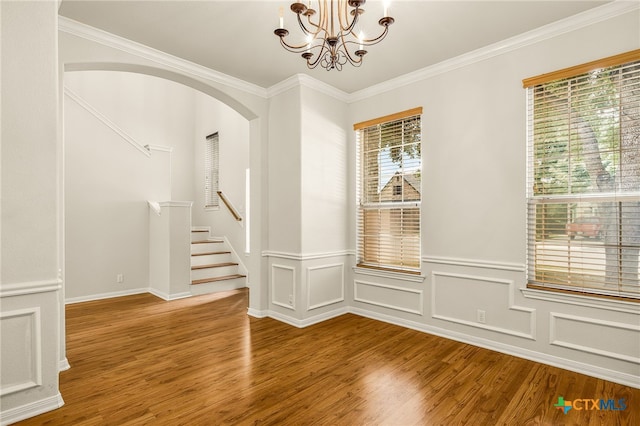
[59,358,70,372]
[266,306,350,329]
[348,306,640,389]
[0,393,64,426]
[147,288,191,301]
[247,307,268,318]
[65,288,148,304]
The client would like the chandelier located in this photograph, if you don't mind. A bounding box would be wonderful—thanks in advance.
[274,0,394,71]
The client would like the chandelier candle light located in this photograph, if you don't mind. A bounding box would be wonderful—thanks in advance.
[274,0,394,71]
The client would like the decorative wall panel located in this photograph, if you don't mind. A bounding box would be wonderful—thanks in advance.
[0,308,42,396]
[431,272,535,340]
[271,264,295,310]
[354,280,423,315]
[307,263,344,310]
[550,313,640,364]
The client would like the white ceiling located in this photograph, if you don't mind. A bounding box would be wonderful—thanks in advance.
[59,0,612,93]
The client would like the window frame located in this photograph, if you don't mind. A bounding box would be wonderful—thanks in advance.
[354,107,423,274]
[523,49,640,301]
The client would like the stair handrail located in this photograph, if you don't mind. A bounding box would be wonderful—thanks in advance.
[217,191,242,222]
[65,86,151,158]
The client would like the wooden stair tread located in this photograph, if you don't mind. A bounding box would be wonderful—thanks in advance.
[191,240,223,244]
[191,262,238,270]
[191,251,231,257]
[191,274,246,285]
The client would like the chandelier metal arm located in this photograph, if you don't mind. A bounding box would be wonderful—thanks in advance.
[357,21,391,46]
[296,10,321,39]
[337,38,364,67]
[274,0,394,70]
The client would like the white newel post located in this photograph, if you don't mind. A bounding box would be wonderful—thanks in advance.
[148,201,193,300]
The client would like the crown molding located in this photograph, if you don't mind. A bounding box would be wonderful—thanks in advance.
[349,0,640,103]
[58,16,268,99]
[267,74,350,103]
[265,74,300,97]
[59,1,638,104]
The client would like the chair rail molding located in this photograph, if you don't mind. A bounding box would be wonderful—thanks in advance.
[262,250,353,261]
[423,255,525,272]
[0,279,62,298]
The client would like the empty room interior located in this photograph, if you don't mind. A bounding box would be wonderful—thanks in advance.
[1,0,640,424]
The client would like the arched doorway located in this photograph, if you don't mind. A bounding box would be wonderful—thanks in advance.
[60,62,265,366]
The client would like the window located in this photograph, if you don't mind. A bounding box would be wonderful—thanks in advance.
[524,50,640,300]
[355,107,422,273]
[205,132,219,208]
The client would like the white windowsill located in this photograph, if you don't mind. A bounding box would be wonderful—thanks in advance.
[520,287,640,314]
[353,266,426,283]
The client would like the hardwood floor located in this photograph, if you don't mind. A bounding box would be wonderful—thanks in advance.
[16,289,639,425]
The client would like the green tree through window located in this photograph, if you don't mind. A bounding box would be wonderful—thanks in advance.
[525,51,640,298]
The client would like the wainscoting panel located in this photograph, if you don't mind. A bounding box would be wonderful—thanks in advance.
[354,280,423,315]
[307,263,345,310]
[550,313,640,364]
[271,264,296,310]
[0,307,42,396]
[431,272,535,340]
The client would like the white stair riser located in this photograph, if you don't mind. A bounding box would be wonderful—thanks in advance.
[191,242,225,255]
[191,265,239,280]
[191,253,232,266]
[190,277,246,296]
[191,231,209,242]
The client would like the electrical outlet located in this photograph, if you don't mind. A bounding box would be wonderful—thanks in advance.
[477,309,486,324]
[288,294,294,306]
[117,274,124,283]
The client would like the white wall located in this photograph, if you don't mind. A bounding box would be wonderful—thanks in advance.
[0,0,63,422]
[64,71,248,300]
[267,87,303,254]
[64,71,193,300]
[347,9,640,386]
[300,86,349,254]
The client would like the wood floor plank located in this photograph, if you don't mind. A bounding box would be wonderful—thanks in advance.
[15,289,640,425]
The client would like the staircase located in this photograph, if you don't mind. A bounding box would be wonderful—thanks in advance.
[190,228,247,296]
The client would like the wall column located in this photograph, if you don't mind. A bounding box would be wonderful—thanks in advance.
[264,80,350,326]
[1,1,64,422]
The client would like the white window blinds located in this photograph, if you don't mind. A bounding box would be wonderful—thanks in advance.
[355,108,422,273]
[524,50,640,299]
[205,132,219,208]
